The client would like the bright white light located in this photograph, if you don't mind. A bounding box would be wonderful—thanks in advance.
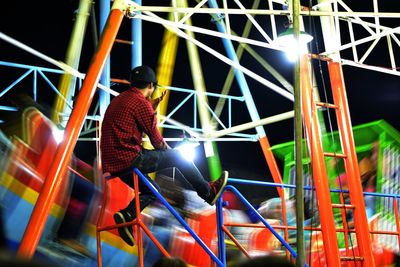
[274,30,313,48]
[175,140,199,162]
[52,127,64,144]
[284,42,309,62]
[274,28,313,62]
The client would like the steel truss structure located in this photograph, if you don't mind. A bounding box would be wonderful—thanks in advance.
[1,0,399,142]
[1,0,399,265]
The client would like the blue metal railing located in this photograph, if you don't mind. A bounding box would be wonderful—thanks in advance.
[134,168,224,267]
[133,169,315,266]
[109,171,400,266]
[215,185,301,266]
[0,60,256,142]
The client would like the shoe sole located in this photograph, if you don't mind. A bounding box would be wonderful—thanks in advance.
[209,171,228,205]
[113,212,134,246]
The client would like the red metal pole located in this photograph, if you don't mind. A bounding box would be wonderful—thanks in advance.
[393,199,400,251]
[259,136,290,251]
[300,55,341,266]
[96,175,110,267]
[134,173,144,267]
[17,3,125,258]
[339,194,351,255]
[328,61,375,266]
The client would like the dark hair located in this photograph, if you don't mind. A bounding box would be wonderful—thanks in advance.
[130,80,152,89]
[152,257,187,267]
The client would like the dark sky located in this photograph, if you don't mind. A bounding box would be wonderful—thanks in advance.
[1,1,399,197]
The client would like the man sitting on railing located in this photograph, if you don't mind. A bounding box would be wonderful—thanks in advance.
[100,65,228,246]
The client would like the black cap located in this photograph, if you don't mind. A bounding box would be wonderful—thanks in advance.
[129,65,157,85]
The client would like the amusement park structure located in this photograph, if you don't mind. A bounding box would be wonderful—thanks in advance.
[0,0,399,266]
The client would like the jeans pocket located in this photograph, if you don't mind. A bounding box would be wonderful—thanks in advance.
[131,151,144,169]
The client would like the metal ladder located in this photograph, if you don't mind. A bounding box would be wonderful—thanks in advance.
[300,55,375,266]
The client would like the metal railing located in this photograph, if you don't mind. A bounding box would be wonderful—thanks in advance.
[0,60,257,142]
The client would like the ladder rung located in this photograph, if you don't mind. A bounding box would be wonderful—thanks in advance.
[323,152,347,158]
[111,78,130,85]
[332,203,355,209]
[115,38,134,45]
[315,101,339,109]
[310,53,332,61]
[341,256,364,261]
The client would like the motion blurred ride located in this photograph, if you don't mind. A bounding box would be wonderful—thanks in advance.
[0,107,399,266]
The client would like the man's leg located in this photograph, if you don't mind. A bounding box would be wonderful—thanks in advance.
[113,195,155,246]
[113,173,159,246]
[139,149,228,205]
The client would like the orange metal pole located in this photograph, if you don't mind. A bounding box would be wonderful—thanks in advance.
[96,175,111,267]
[339,194,351,256]
[133,173,171,264]
[300,55,341,266]
[222,225,251,258]
[259,136,290,251]
[17,4,125,259]
[328,61,375,266]
[134,173,144,267]
[138,220,171,257]
[223,221,400,236]
[259,136,284,192]
[394,199,400,250]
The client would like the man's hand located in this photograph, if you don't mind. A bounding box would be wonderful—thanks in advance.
[160,141,171,150]
[151,90,167,109]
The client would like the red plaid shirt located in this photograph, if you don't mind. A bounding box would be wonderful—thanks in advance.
[100,87,165,174]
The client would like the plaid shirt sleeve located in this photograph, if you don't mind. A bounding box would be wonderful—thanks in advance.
[135,98,166,149]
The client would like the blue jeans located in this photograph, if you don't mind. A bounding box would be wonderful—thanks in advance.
[114,148,210,212]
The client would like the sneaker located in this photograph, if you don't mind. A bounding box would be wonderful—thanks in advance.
[206,171,228,205]
[113,210,136,246]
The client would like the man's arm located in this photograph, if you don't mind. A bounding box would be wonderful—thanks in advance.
[150,90,167,110]
[136,99,168,150]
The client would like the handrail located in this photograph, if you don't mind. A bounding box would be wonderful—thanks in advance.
[226,178,400,262]
[133,168,224,267]
[228,177,400,199]
[130,173,400,266]
[215,185,300,265]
